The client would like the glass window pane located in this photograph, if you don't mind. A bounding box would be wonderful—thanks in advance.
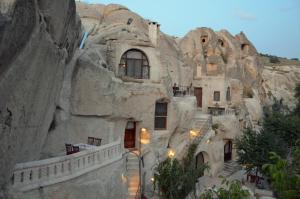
[142,66,149,79]
[143,59,149,66]
[126,50,142,59]
[155,103,167,116]
[134,60,142,78]
[155,117,166,129]
[214,91,220,101]
[126,59,135,77]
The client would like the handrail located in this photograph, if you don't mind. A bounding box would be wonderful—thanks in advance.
[173,85,193,97]
[135,184,141,199]
[210,108,236,117]
[11,138,122,191]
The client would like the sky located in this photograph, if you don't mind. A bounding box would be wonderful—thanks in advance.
[82,0,300,59]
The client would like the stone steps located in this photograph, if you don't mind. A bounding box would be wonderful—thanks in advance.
[219,160,241,177]
[126,151,140,199]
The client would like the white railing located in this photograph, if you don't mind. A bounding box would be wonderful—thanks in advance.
[211,108,236,118]
[11,138,122,191]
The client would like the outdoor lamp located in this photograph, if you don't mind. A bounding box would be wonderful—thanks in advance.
[189,129,198,138]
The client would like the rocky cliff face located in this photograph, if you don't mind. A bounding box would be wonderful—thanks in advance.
[262,65,300,110]
[178,28,263,93]
[0,0,81,197]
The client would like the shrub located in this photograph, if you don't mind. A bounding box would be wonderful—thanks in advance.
[212,124,219,130]
[153,143,209,199]
[200,178,250,199]
[263,146,300,199]
[269,56,280,63]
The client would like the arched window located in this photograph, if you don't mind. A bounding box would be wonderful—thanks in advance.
[226,87,231,101]
[119,49,150,79]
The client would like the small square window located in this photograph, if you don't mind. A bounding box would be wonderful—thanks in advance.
[214,91,220,101]
[155,102,168,130]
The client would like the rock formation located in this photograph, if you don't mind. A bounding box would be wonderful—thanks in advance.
[0,0,81,197]
[0,1,299,198]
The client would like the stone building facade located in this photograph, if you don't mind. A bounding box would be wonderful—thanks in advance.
[1,1,299,199]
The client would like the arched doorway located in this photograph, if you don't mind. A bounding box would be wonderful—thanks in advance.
[124,121,136,148]
[224,140,232,162]
[195,151,208,176]
[196,152,204,169]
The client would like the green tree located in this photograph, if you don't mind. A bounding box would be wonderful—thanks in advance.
[263,143,300,199]
[269,56,280,63]
[153,143,208,199]
[235,128,287,175]
[263,112,300,147]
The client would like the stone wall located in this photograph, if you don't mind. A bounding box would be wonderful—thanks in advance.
[0,1,81,197]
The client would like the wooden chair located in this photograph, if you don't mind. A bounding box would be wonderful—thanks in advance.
[87,137,94,145]
[72,146,80,153]
[94,138,102,146]
[65,144,73,155]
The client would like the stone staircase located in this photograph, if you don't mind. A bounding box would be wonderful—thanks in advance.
[219,160,242,177]
[193,113,212,133]
[126,151,140,199]
[177,112,212,160]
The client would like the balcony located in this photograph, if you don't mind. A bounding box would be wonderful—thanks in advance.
[11,138,122,191]
[173,85,193,97]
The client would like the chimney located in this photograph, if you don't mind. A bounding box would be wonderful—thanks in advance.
[148,21,160,47]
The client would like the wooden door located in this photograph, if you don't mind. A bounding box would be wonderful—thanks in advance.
[124,121,136,148]
[224,140,232,162]
[194,87,203,107]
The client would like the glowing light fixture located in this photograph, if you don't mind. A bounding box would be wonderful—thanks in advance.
[168,149,175,158]
[189,130,198,138]
[140,127,150,144]
[150,177,155,182]
[206,139,211,144]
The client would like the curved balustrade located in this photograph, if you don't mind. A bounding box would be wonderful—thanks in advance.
[11,138,122,191]
[193,115,212,143]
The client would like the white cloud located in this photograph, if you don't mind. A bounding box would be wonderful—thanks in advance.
[235,10,257,21]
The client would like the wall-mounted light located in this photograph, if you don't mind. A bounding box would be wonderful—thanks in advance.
[150,177,155,182]
[189,129,199,138]
[206,139,211,144]
[168,149,175,158]
[140,127,150,144]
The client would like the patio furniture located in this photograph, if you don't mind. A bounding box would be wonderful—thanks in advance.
[65,144,73,155]
[72,146,80,153]
[94,138,102,146]
[87,137,94,145]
